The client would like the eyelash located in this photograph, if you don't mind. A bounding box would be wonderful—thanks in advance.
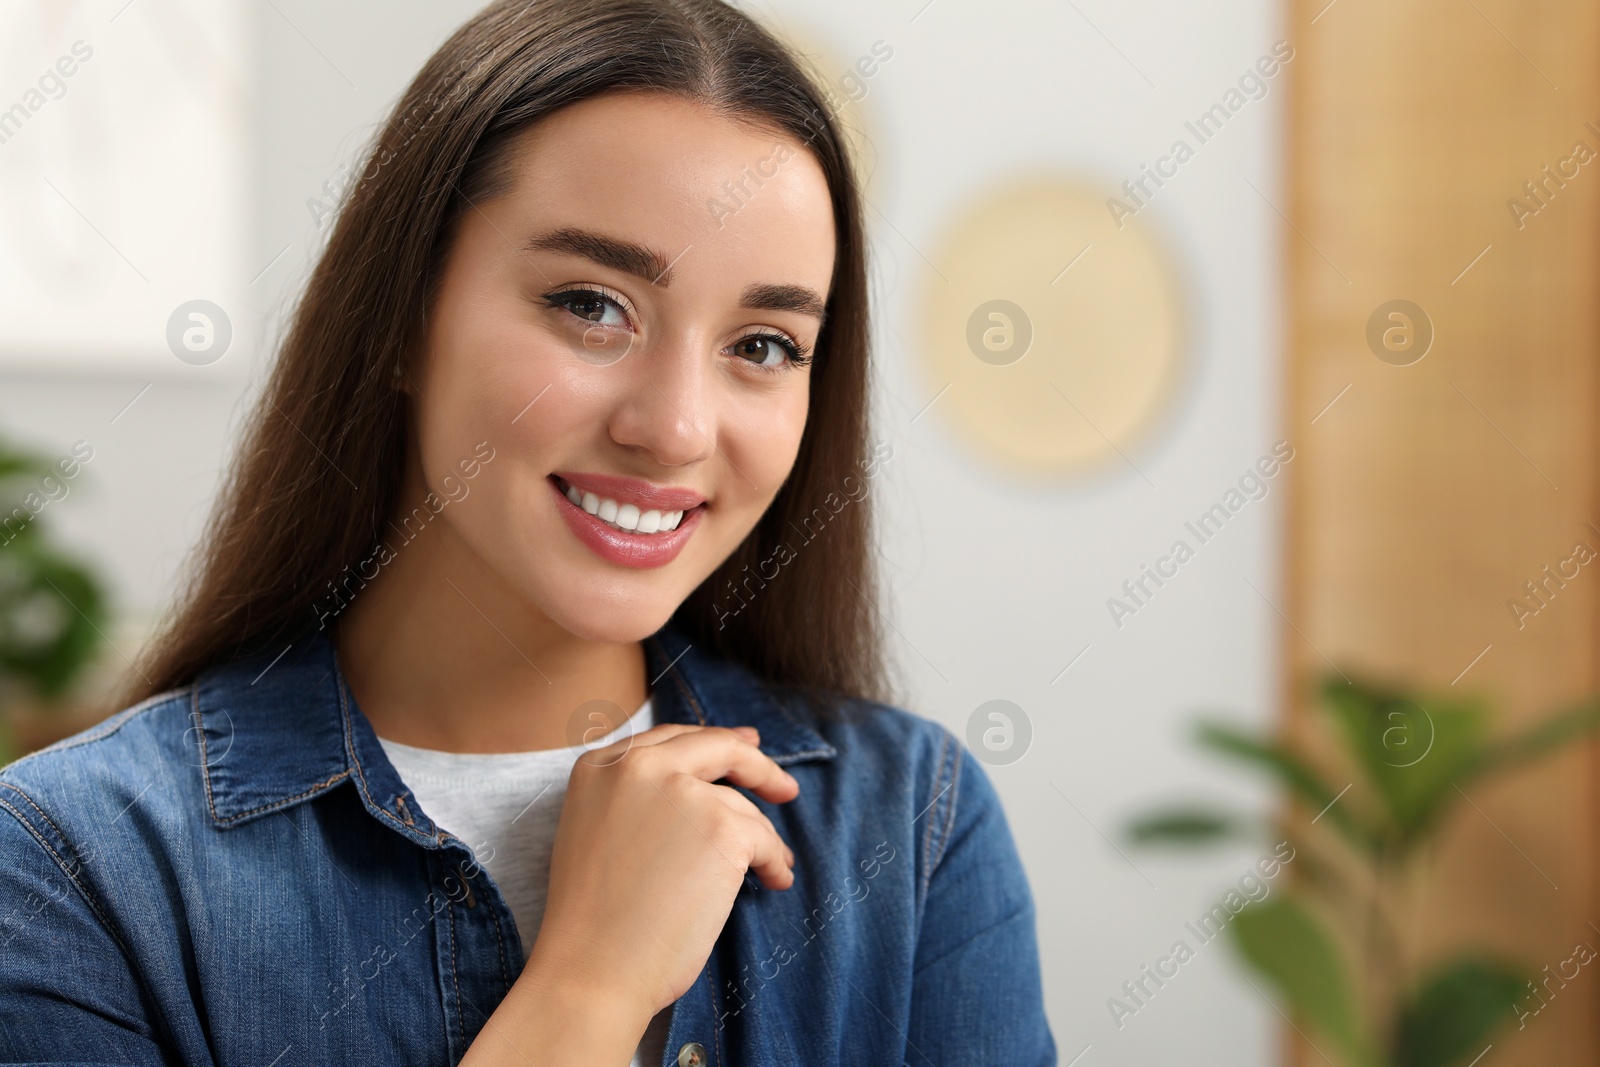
[540,286,813,371]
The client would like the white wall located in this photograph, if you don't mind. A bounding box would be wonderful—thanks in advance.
[0,1,1286,1062]
[837,3,1288,1064]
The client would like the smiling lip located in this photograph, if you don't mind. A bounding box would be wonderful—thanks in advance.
[551,471,707,512]
[549,475,705,569]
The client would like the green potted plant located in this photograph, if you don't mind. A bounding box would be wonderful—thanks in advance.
[1127,674,1600,1067]
[0,433,107,765]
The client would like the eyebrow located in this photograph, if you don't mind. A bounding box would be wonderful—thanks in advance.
[520,226,828,322]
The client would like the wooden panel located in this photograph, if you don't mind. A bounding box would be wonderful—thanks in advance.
[1284,0,1600,1064]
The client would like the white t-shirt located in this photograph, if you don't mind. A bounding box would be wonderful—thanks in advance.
[376,698,671,1067]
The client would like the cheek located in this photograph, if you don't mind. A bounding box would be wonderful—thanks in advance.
[724,382,810,492]
[419,295,596,464]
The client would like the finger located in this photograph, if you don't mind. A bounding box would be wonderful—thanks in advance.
[705,782,795,867]
[722,808,795,891]
[584,723,742,768]
[616,722,759,749]
[648,728,799,804]
[621,723,703,748]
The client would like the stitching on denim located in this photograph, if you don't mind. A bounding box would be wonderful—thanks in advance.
[920,729,962,898]
[646,634,715,732]
[196,685,220,821]
[773,747,833,764]
[210,769,353,825]
[484,880,513,994]
[0,787,133,960]
[336,667,412,835]
[664,655,709,726]
[446,875,467,1051]
[195,680,355,825]
[648,635,841,767]
[0,781,88,868]
[918,730,946,900]
[707,953,724,1067]
[761,685,833,744]
[1,688,186,775]
[0,789,181,1049]
[450,844,511,988]
[932,737,962,878]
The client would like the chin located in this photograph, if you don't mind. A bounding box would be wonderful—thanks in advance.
[535,575,684,646]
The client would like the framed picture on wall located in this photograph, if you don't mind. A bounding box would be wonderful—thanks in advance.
[0,0,250,377]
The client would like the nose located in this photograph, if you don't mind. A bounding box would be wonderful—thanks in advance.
[606,334,716,468]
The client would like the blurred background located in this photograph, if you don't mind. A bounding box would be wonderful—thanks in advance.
[2,1,1594,1064]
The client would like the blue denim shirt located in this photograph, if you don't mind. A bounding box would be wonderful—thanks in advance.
[0,622,1055,1065]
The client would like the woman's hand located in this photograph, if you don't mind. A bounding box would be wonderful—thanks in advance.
[461,721,800,1067]
[534,722,799,1015]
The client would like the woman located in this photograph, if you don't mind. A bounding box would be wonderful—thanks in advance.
[0,0,1056,1063]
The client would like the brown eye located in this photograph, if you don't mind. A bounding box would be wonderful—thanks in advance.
[733,332,808,370]
[737,336,781,365]
[571,296,607,322]
[543,288,630,329]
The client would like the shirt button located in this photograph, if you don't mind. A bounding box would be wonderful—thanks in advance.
[676,1042,707,1066]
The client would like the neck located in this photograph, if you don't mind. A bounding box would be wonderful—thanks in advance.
[333,514,648,754]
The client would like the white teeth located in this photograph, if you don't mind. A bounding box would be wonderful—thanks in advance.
[559,479,692,535]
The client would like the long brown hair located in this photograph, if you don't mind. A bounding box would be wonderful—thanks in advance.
[130,0,888,715]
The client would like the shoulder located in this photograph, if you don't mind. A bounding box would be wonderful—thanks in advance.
[3,686,196,786]
[768,684,963,789]
[813,695,964,800]
[763,685,999,883]
[783,694,1041,943]
[0,687,199,860]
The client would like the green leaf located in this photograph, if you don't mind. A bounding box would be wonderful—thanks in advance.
[0,440,53,515]
[0,530,107,699]
[1320,676,1489,838]
[0,450,51,484]
[1392,956,1525,1067]
[1231,897,1369,1065]
[1196,721,1377,854]
[1125,807,1251,846]
[1464,697,1600,784]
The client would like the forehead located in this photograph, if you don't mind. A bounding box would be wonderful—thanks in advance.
[491,91,837,296]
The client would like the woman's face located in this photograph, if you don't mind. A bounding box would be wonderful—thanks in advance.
[406,91,836,644]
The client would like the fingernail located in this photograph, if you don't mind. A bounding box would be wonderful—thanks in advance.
[735,726,759,740]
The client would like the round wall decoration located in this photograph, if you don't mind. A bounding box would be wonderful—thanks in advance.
[919,176,1185,478]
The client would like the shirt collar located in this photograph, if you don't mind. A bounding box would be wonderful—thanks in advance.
[193,617,836,837]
